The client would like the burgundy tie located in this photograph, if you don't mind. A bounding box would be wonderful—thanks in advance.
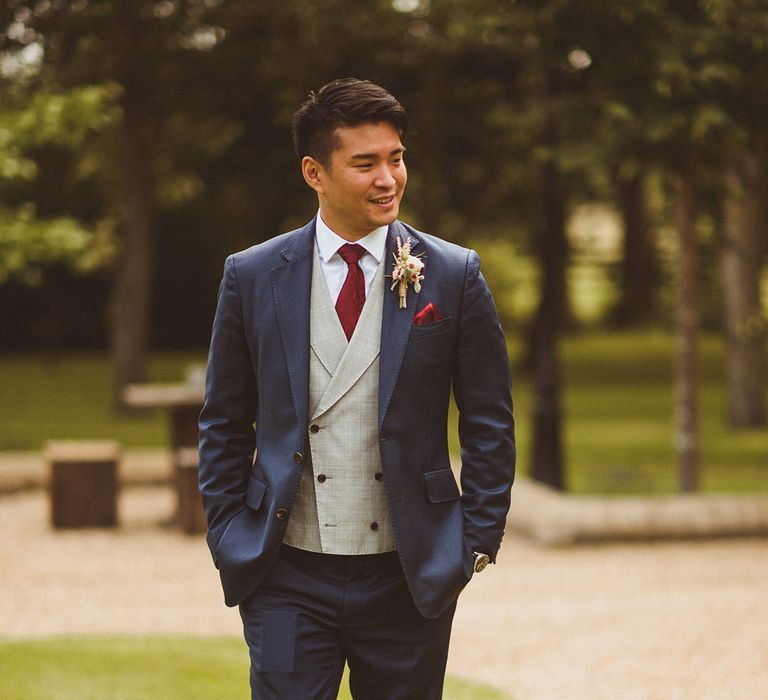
[335,243,366,340]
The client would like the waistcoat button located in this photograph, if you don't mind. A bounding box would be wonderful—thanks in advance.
[276,508,289,520]
[370,521,379,531]
[309,424,320,434]
[374,472,383,481]
[317,474,327,483]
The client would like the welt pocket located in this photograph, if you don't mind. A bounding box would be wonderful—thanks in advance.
[424,468,460,503]
[410,316,453,338]
[245,473,268,511]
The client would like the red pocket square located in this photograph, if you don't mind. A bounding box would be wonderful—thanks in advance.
[413,302,444,326]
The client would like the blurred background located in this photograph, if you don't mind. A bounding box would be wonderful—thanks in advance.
[1,0,766,494]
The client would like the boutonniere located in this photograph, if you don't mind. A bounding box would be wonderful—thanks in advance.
[390,236,425,309]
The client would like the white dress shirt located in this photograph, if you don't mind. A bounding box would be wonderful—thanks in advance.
[315,212,388,304]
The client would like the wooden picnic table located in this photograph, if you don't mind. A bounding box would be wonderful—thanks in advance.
[122,382,204,451]
[122,380,206,533]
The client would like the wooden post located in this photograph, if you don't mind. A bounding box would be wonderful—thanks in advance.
[176,447,207,535]
[46,441,120,529]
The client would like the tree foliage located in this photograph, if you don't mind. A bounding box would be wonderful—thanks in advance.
[0,81,117,284]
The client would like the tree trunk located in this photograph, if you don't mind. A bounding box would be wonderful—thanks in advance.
[721,146,767,427]
[414,62,452,236]
[112,94,155,405]
[528,62,568,491]
[529,152,567,491]
[611,169,660,325]
[673,176,699,492]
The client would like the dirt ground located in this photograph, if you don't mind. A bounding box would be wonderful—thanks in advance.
[2,486,767,699]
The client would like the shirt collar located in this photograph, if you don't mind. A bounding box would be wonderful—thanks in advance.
[315,211,388,264]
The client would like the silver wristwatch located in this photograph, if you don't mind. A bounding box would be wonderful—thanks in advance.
[473,552,490,573]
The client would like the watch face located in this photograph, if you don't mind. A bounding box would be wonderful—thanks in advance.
[473,553,490,573]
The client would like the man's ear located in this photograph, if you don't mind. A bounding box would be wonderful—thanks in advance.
[301,156,325,194]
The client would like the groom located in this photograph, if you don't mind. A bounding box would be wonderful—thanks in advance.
[199,78,515,699]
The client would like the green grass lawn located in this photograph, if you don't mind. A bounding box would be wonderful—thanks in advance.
[1,329,766,494]
[0,636,509,700]
[0,352,206,449]
[541,331,767,494]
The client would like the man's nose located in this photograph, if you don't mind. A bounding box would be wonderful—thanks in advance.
[373,165,396,188]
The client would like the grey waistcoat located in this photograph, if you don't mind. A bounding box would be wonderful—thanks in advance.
[282,244,395,554]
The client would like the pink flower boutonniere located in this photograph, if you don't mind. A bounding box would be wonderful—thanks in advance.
[390,236,425,309]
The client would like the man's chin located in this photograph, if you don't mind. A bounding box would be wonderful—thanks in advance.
[374,209,400,228]
[367,198,400,222]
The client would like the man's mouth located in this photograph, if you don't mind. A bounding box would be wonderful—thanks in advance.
[370,194,396,205]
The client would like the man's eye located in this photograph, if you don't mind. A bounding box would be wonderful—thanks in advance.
[391,159,402,165]
[356,163,373,169]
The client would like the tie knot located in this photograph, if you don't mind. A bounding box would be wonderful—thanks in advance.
[337,243,366,266]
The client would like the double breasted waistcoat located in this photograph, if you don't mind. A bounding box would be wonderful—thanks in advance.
[283,245,394,553]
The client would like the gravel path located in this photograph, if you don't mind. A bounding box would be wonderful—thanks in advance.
[2,486,767,699]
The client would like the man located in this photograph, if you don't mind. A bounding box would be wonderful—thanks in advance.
[199,78,515,699]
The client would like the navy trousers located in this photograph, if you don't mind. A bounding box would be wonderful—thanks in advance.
[239,545,456,699]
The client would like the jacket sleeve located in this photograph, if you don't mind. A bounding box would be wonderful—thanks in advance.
[453,250,516,561]
[198,255,258,560]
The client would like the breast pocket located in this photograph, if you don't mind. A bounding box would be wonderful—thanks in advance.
[410,316,454,339]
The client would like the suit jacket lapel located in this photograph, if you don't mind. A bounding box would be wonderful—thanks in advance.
[270,220,315,431]
[378,221,420,428]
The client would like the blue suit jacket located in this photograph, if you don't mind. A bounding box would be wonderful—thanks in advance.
[199,218,515,618]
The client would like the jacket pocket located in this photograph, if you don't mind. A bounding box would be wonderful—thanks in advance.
[424,468,460,503]
[409,316,453,339]
[245,473,268,511]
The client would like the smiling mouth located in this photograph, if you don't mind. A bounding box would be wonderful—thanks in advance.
[370,194,396,205]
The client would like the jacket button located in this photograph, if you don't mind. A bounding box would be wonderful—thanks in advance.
[370,521,379,531]
[309,424,320,434]
[276,508,289,520]
[293,452,303,464]
[374,472,383,481]
[317,474,326,483]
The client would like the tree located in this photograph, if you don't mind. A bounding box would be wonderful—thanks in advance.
[577,3,666,327]
[673,176,699,492]
[0,82,116,285]
[491,0,600,490]
[721,143,767,426]
[1,0,231,399]
[703,0,768,427]
[609,169,661,325]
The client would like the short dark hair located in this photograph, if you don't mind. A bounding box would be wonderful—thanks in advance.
[292,78,408,167]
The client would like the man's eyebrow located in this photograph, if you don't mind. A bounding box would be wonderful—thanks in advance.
[349,147,406,160]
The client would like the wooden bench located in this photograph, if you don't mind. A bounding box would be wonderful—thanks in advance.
[46,441,120,529]
[122,383,203,452]
[122,383,204,526]
[176,447,207,535]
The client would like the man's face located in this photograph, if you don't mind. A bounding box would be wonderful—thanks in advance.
[304,121,407,241]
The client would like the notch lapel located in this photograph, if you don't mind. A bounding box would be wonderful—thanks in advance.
[378,221,420,428]
[270,220,315,432]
